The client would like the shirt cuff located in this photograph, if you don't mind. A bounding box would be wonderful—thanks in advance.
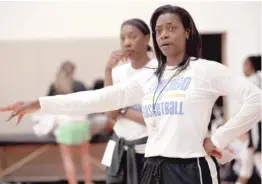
[211,134,227,150]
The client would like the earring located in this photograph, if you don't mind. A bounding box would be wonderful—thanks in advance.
[186,34,189,40]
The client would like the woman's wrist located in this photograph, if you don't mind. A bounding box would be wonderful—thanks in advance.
[33,100,41,110]
[120,108,128,116]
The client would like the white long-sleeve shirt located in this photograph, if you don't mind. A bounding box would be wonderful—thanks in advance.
[39,58,261,158]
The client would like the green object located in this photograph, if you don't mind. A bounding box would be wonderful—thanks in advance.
[56,121,91,145]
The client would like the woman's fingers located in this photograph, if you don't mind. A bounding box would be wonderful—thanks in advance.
[17,112,26,125]
[210,149,222,159]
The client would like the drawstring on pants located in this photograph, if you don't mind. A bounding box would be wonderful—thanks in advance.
[153,159,165,184]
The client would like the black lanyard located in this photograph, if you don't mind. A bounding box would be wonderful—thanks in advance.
[152,68,181,114]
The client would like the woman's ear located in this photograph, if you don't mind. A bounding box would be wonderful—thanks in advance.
[185,30,190,40]
[145,34,150,44]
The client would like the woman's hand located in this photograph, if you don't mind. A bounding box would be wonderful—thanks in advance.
[105,50,131,71]
[203,137,222,159]
[0,100,41,124]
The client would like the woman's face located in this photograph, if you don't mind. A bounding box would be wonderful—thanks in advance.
[61,63,75,77]
[243,59,254,77]
[120,24,149,58]
[155,13,187,58]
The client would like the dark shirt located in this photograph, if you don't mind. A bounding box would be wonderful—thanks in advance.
[47,80,87,96]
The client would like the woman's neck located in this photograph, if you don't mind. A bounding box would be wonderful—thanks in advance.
[130,53,150,69]
[166,51,186,66]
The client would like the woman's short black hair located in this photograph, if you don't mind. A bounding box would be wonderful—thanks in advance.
[121,18,152,51]
[93,79,104,90]
[150,5,202,80]
[247,55,261,72]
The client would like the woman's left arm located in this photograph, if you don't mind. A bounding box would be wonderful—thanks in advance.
[208,62,261,149]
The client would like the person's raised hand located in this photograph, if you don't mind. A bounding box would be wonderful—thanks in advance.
[105,50,131,71]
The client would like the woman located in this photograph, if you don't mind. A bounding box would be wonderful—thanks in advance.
[1,5,261,184]
[235,55,261,184]
[47,61,93,184]
[47,61,87,96]
[104,18,155,184]
[243,55,261,88]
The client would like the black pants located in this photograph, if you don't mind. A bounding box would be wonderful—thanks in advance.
[107,151,145,184]
[141,156,220,184]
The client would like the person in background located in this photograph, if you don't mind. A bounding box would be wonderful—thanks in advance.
[0,5,261,184]
[243,55,261,88]
[104,18,155,184]
[235,55,261,184]
[88,79,114,140]
[93,79,105,90]
[47,61,87,96]
[48,61,93,184]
